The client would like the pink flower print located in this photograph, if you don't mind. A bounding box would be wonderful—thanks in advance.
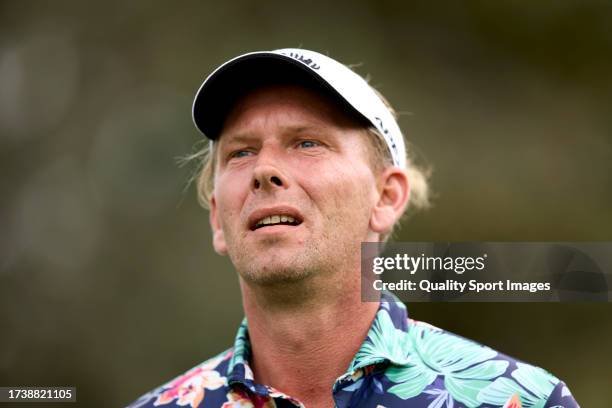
[154,367,226,407]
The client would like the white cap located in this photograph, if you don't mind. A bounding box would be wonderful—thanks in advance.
[192,48,407,168]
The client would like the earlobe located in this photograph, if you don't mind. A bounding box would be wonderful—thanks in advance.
[209,195,228,255]
[370,168,410,235]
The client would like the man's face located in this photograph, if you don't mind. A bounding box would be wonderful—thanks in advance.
[210,84,380,285]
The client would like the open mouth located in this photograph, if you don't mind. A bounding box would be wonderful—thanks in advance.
[250,214,303,231]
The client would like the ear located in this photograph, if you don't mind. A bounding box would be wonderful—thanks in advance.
[370,167,410,236]
[209,195,228,255]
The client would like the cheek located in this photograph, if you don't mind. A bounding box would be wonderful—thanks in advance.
[214,173,250,230]
[300,159,376,221]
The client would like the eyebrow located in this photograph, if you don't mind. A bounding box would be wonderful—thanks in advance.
[221,124,330,144]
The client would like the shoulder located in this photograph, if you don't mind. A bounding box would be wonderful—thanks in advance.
[125,349,233,408]
[383,318,579,407]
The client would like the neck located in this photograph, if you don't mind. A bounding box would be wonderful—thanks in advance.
[239,269,379,408]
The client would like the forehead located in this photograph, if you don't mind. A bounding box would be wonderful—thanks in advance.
[219,84,368,139]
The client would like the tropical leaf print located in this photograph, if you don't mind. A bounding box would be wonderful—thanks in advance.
[230,320,250,369]
[424,388,454,408]
[352,308,412,369]
[381,315,509,407]
[477,363,559,408]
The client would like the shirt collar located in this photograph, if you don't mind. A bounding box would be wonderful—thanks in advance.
[227,319,255,382]
[347,291,412,372]
[227,291,411,387]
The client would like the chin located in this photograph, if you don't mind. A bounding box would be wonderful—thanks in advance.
[235,257,313,287]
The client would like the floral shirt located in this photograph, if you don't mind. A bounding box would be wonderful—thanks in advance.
[127,292,579,408]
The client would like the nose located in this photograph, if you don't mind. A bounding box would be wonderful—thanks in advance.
[252,154,290,193]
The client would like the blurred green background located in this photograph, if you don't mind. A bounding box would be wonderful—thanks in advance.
[1,1,611,407]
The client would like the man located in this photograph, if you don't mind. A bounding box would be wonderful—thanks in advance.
[128,49,579,408]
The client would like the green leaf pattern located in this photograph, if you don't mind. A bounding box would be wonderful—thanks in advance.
[477,363,559,408]
[358,310,511,407]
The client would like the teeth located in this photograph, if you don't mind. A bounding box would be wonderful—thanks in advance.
[255,215,297,227]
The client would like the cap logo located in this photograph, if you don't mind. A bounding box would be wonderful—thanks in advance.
[375,116,399,157]
[281,51,321,70]
[374,116,389,135]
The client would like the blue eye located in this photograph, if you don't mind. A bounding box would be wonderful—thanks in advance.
[230,150,252,159]
[298,140,318,148]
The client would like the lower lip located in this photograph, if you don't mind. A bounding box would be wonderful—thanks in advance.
[251,224,302,235]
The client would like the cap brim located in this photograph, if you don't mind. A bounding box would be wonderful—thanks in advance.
[192,53,367,140]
